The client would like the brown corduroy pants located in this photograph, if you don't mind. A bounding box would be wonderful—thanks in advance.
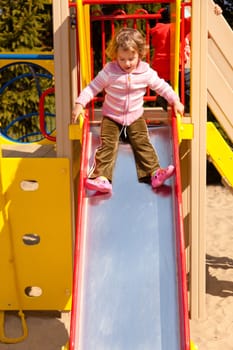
[88,116,160,182]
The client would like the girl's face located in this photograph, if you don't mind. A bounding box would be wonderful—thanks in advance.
[116,47,139,73]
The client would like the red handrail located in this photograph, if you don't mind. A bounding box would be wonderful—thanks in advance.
[69,115,89,350]
[39,87,56,142]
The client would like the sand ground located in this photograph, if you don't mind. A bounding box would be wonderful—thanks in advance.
[190,184,233,350]
[0,184,232,350]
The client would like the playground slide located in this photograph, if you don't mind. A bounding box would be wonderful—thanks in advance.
[207,0,233,143]
[69,122,189,350]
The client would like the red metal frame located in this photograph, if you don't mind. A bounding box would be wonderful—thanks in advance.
[88,8,163,119]
[83,0,176,4]
[69,1,188,115]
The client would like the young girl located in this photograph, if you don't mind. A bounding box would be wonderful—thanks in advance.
[72,27,184,193]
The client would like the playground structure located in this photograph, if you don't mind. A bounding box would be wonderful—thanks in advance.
[0,0,232,349]
[0,53,56,143]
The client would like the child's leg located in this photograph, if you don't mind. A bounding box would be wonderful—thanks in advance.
[88,117,120,182]
[126,117,160,180]
[127,117,175,188]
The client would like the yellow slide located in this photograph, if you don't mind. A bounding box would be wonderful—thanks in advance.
[207,122,233,188]
[207,0,233,187]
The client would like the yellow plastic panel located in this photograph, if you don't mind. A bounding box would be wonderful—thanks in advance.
[0,57,54,74]
[0,158,73,310]
[190,340,198,350]
[69,124,83,141]
[61,342,69,350]
[207,122,233,188]
[176,115,193,143]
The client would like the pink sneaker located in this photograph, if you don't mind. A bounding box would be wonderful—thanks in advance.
[85,176,112,193]
[151,165,175,188]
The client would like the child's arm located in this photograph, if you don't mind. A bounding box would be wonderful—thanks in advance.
[149,69,184,115]
[71,66,109,123]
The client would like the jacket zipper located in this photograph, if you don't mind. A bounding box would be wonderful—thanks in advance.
[123,74,131,125]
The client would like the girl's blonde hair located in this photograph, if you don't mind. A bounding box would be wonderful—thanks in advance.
[106,27,148,60]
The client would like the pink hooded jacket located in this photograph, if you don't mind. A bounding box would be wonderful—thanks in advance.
[76,60,180,126]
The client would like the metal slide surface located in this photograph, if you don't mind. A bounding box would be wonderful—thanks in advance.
[70,123,187,350]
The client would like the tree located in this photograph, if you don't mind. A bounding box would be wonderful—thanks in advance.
[0,0,53,51]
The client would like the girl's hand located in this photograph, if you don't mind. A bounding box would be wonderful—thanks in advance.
[72,103,84,123]
[173,100,184,116]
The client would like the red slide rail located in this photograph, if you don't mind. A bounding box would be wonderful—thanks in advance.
[69,115,90,350]
[172,110,190,350]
